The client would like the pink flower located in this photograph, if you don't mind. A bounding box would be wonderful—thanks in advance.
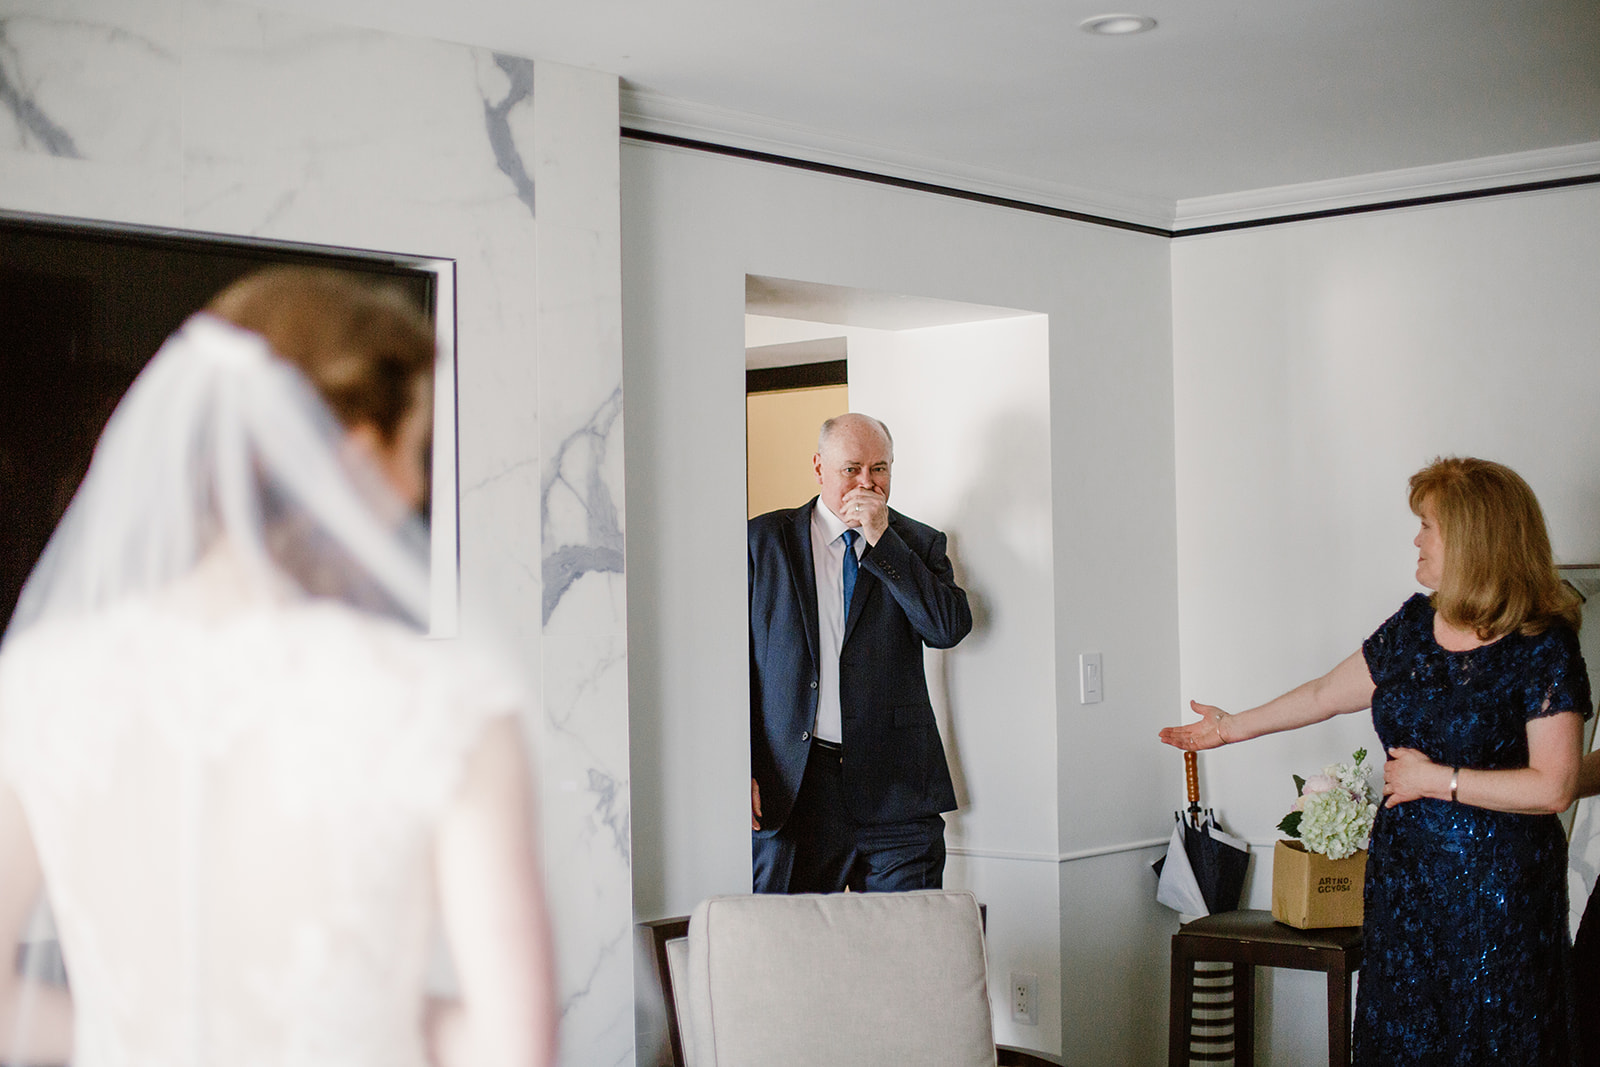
[1302,774,1338,796]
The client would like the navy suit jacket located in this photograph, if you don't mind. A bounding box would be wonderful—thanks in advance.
[749,497,971,834]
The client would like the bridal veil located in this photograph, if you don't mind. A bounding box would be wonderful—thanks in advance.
[7,309,432,639]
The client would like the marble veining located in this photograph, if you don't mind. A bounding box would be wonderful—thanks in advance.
[545,640,631,859]
[541,386,624,625]
[560,925,630,1036]
[483,52,536,219]
[461,455,539,497]
[0,20,81,156]
[584,766,630,858]
[562,925,628,1013]
[540,633,632,1066]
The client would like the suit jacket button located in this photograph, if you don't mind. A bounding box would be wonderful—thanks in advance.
[810,681,818,689]
[801,731,810,741]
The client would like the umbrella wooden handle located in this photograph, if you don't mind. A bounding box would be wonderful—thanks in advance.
[1184,750,1200,805]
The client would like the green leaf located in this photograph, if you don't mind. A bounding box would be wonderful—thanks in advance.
[1352,747,1367,766]
[1277,811,1302,838]
[1293,774,1306,796]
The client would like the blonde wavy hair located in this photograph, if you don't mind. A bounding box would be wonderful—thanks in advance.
[1408,456,1580,640]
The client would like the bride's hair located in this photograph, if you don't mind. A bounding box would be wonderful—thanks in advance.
[201,268,439,620]
[205,267,435,440]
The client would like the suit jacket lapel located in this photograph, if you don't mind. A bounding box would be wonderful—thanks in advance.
[784,500,821,669]
[841,568,876,646]
[842,511,893,646]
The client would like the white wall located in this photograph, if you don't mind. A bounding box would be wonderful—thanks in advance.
[623,141,1179,1064]
[1171,183,1600,1062]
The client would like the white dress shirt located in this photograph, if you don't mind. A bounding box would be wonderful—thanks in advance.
[810,499,864,745]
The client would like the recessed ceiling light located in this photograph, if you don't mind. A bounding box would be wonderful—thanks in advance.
[1079,14,1157,35]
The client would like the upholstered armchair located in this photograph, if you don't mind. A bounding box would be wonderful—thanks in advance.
[640,889,1062,1067]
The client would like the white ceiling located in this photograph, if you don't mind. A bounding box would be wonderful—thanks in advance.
[258,0,1600,228]
[747,276,1035,330]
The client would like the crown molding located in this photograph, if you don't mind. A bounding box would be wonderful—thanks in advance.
[1174,141,1600,232]
[620,85,1175,233]
[622,86,1600,237]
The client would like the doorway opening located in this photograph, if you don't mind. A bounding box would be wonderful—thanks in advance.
[742,271,1061,1048]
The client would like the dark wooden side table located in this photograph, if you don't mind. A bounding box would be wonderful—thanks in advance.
[1168,909,1362,1067]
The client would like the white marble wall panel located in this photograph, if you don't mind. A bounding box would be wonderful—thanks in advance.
[535,64,627,637]
[0,0,181,161]
[541,633,634,1066]
[0,0,184,223]
[532,61,631,1067]
[0,2,629,1064]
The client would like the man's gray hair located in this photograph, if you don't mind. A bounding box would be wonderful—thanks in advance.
[817,413,893,455]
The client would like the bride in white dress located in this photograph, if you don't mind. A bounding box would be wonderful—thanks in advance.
[0,269,557,1067]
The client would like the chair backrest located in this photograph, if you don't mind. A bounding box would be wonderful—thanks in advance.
[679,889,998,1067]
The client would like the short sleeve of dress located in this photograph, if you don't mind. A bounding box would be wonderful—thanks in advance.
[1522,624,1592,722]
[409,635,529,814]
[1363,594,1427,686]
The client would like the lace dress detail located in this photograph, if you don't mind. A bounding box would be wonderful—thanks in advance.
[0,596,519,1067]
[1357,593,1591,1066]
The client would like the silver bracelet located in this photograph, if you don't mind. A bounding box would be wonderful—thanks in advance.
[1449,767,1460,803]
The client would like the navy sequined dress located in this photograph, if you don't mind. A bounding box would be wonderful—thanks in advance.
[1356,593,1591,1066]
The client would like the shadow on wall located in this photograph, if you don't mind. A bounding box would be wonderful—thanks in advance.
[936,409,1055,822]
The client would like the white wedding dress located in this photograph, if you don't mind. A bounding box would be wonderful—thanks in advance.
[0,578,517,1067]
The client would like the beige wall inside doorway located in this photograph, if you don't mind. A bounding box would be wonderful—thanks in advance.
[746,384,848,518]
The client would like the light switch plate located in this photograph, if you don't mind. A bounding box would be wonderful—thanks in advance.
[1080,652,1103,704]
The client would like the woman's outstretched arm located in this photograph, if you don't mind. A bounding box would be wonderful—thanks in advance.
[1158,650,1376,751]
[0,780,73,1066]
[428,715,558,1067]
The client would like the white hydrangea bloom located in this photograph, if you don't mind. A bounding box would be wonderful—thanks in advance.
[1300,789,1379,859]
[1284,749,1379,859]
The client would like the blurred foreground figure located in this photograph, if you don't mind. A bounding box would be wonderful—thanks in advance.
[0,268,556,1067]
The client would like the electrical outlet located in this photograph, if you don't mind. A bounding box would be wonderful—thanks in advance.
[1010,972,1039,1025]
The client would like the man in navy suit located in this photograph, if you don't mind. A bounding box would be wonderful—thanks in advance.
[749,413,971,894]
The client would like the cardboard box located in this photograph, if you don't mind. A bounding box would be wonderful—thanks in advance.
[1270,839,1365,929]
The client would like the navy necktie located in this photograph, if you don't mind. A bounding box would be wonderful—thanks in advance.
[841,529,859,614]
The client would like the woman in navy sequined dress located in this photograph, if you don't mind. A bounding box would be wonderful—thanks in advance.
[1161,457,1589,1066]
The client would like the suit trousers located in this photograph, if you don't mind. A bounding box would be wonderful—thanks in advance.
[753,739,946,894]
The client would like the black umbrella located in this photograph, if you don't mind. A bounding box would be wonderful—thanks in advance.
[1153,751,1249,916]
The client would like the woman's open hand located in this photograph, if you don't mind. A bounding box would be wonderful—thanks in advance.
[1159,700,1232,751]
[1382,747,1446,807]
